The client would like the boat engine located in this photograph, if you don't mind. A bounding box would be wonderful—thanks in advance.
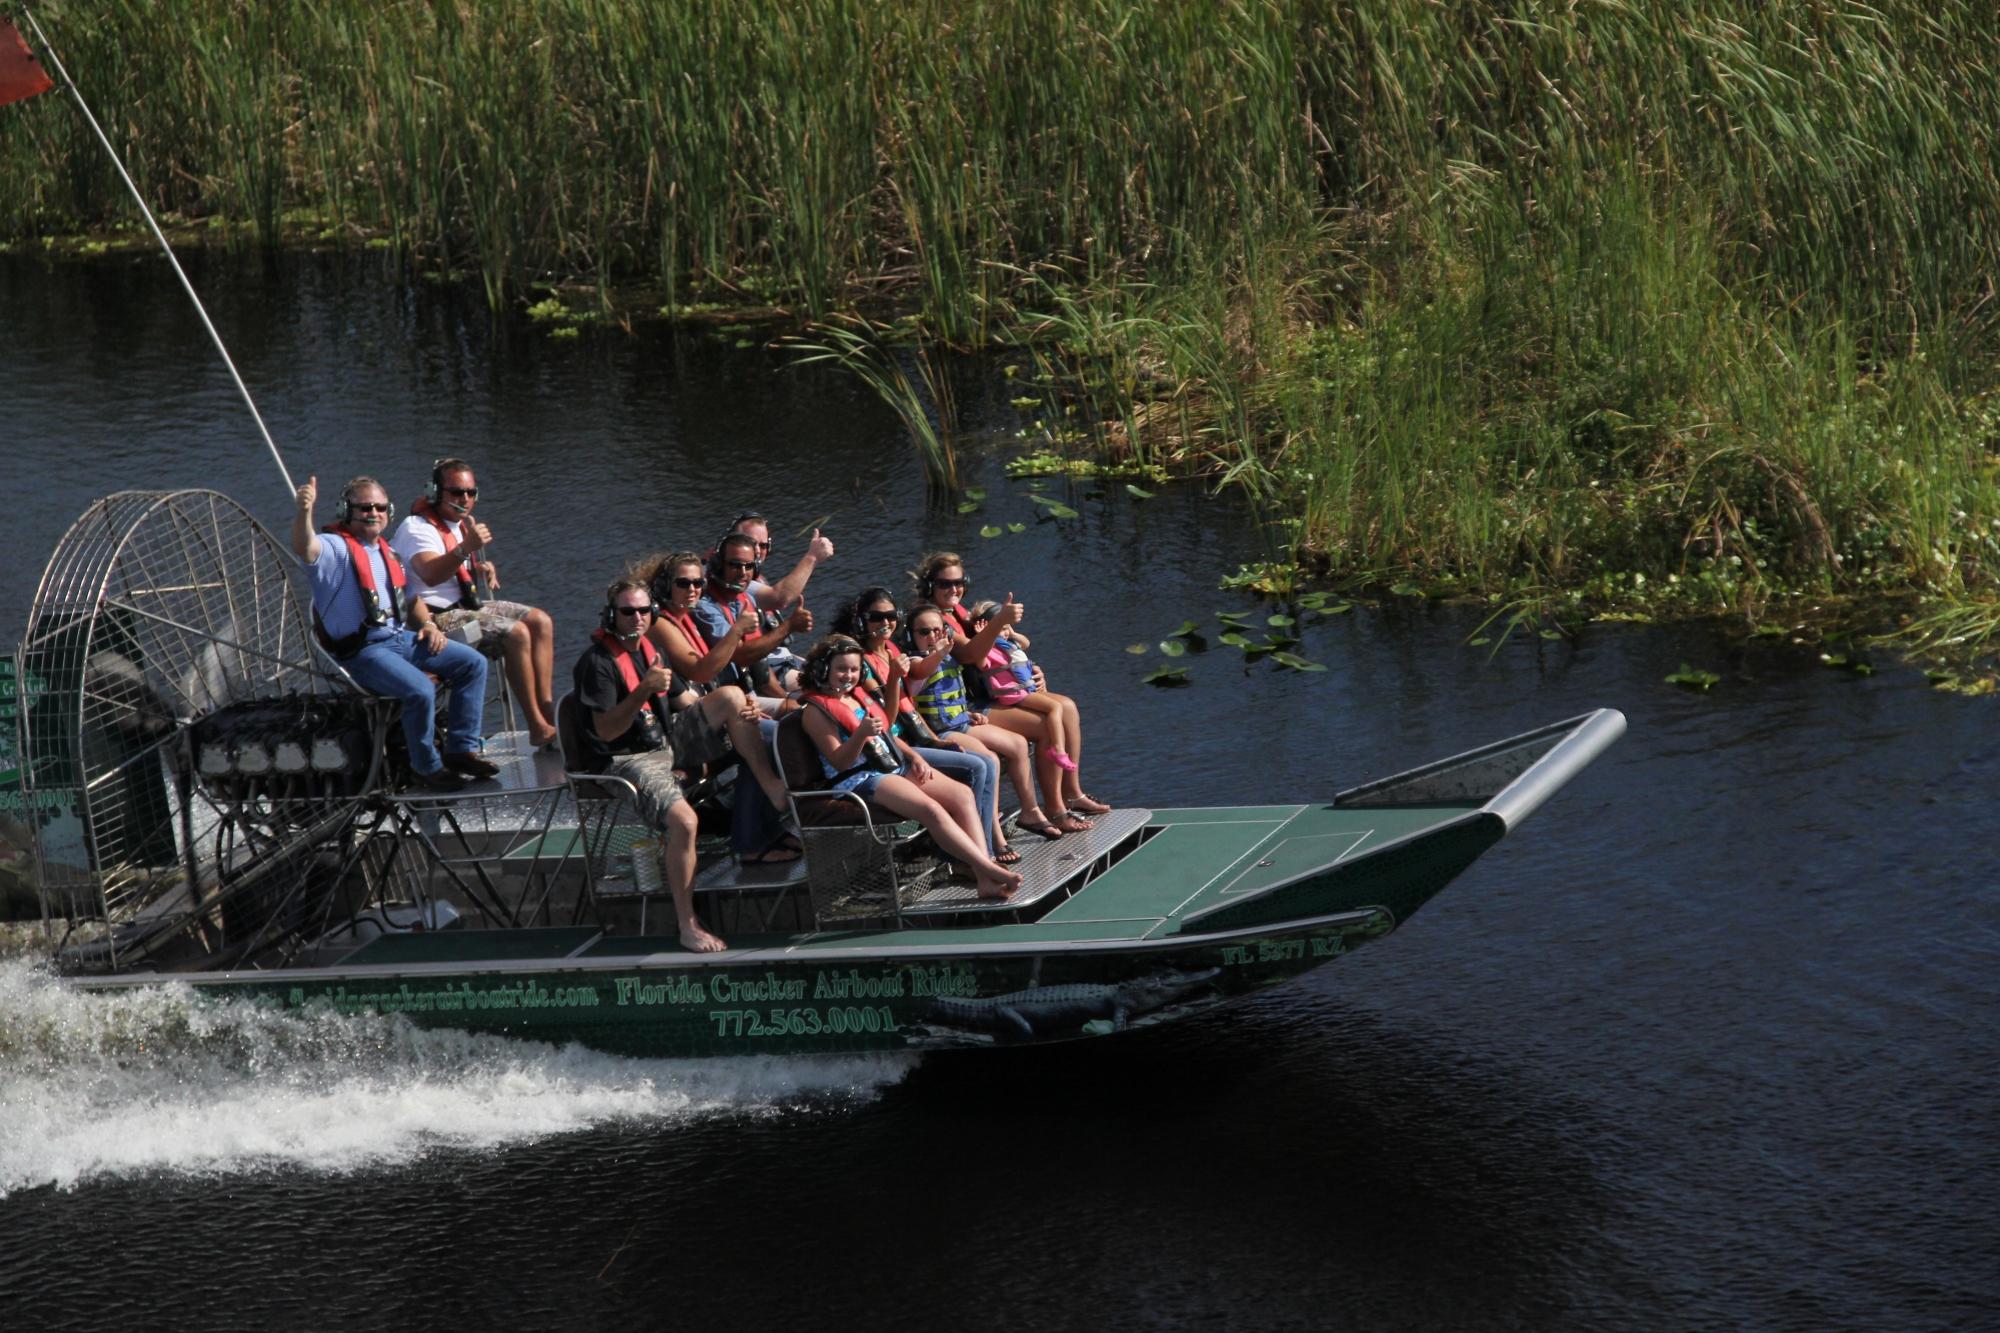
[186,694,383,803]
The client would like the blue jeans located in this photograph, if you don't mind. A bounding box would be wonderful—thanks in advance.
[914,744,999,854]
[729,719,786,856]
[343,630,487,774]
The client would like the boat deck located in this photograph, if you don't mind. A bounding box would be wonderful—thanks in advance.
[376,729,1483,957]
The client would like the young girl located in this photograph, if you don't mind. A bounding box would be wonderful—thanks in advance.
[833,588,1013,862]
[798,636,1023,901]
[903,603,1066,844]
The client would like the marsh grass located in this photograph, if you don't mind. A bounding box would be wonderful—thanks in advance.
[6,1,2000,613]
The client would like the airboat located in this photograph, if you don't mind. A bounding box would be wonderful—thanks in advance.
[7,489,1624,1056]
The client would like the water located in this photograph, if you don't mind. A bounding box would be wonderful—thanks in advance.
[1,251,1994,1330]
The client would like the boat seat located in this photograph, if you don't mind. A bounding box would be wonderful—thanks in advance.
[770,710,939,928]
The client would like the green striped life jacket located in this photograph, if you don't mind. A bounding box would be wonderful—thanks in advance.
[912,660,975,734]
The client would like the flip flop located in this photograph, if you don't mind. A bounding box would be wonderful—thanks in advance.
[1057,813,1094,833]
[1070,794,1112,815]
[737,844,803,866]
[994,845,1022,865]
[1014,818,1066,841]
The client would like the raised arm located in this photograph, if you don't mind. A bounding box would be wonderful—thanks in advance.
[754,530,834,611]
[404,517,489,584]
[291,476,323,563]
[948,593,1024,666]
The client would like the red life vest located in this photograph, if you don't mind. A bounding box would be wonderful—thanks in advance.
[859,643,920,718]
[805,689,892,739]
[322,523,406,620]
[590,628,670,746]
[659,606,711,657]
[942,602,974,635]
[409,497,476,606]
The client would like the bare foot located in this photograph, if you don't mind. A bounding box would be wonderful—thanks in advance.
[680,920,728,952]
[975,867,1023,901]
[528,723,560,749]
[1057,812,1094,833]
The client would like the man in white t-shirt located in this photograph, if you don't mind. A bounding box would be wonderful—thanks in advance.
[390,458,560,748]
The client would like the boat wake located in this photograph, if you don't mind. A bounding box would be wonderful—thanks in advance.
[0,957,915,1197]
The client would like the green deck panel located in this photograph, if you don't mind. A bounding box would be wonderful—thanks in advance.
[343,926,603,965]
[1041,817,1296,924]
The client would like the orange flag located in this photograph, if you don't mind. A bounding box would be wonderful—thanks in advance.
[1,15,54,108]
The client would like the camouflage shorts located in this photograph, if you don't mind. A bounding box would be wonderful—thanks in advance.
[431,599,535,659]
[605,748,686,827]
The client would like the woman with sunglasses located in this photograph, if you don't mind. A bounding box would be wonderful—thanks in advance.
[832,588,1013,864]
[631,552,798,865]
[903,602,1065,844]
[798,636,1022,901]
[914,554,1110,829]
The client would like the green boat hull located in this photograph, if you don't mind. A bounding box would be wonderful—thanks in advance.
[72,708,1622,1058]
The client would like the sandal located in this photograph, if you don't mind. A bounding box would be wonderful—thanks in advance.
[1070,793,1112,815]
[737,844,803,866]
[994,845,1022,866]
[1057,813,1094,833]
[1014,818,1066,841]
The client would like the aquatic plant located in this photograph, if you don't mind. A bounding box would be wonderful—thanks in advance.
[7,0,2000,620]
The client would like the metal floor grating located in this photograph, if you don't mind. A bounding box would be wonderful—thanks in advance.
[902,807,1151,915]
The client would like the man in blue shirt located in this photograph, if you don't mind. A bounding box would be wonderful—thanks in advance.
[291,475,494,791]
[691,530,813,694]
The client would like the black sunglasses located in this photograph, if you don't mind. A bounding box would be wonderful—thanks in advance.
[350,501,391,513]
[615,604,655,617]
[912,622,947,635]
[865,609,900,624]
[443,486,478,498]
[930,576,968,589]
[724,559,758,571]
[670,577,704,590]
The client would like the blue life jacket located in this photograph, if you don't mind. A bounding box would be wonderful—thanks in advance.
[912,660,976,734]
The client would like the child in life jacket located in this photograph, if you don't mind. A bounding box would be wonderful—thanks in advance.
[962,599,1109,827]
[904,604,1066,844]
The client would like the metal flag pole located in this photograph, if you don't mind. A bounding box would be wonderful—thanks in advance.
[18,7,297,497]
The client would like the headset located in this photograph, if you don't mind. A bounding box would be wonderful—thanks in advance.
[602,578,647,638]
[427,457,474,509]
[706,532,762,588]
[340,477,394,527]
[919,562,968,602]
[802,635,862,692]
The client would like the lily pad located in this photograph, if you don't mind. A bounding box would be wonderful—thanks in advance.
[1158,639,1187,657]
[1125,484,1156,499]
[956,500,980,514]
[1389,581,1425,598]
[1271,652,1328,672]
[1124,643,1149,655]
[1665,663,1720,691]
[964,487,987,501]
[1169,620,1201,639]
[1143,665,1192,687]
[1039,503,1080,520]
[980,525,1003,539]
[1267,613,1295,628]
[1217,632,1254,648]
[1006,522,1027,534]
